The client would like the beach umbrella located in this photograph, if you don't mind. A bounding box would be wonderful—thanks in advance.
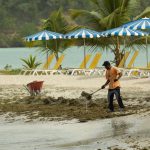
[100,26,148,37]
[123,17,150,67]
[100,26,149,67]
[24,30,64,69]
[25,30,63,42]
[123,17,150,30]
[64,28,101,68]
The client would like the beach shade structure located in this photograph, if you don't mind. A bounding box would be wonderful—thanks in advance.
[25,30,63,41]
[64,28,101,68]
[123,17,150,67]
[100,26,149,67]
[123,17,150,30]
[24,30,64,69]
[100,26,148,37]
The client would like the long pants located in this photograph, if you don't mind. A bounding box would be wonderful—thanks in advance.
[107,88,124,111]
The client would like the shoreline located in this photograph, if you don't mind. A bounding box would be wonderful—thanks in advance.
[0,75,149,122]
[0,110,149,150]
[0,75,149,149]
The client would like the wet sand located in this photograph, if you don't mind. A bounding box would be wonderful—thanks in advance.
[0,111,149,150]
[0,75,150,149]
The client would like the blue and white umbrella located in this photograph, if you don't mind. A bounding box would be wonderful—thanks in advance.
[64,28,101,39]
[25,30,63,42]
[123,17,150,67]
[100,26,149,67]
[25,30,64,69]
[123,17,150,30]
[65,28,101,68]
[100,26,148,37]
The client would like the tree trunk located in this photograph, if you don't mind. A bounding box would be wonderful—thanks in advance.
[114,37,124,67]
[55,53,59,61]
[54,53,62,69]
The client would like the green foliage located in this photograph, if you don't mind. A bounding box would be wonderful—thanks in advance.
[0,0,149,47]
[0,69,21,75]
[0,64,21,74]
[4,64,12,71]
[32,8,78,60]
[69,0,150,65]
[21,55,42,69]
[0,0,92,47]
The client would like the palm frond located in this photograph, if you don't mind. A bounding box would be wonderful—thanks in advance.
[21,55,41,69]
[134,7,150,19]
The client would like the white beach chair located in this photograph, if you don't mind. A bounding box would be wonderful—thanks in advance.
[21,54,64,75]
[83,53,103,76]
[32,55,65,75]
[66,54,92,75]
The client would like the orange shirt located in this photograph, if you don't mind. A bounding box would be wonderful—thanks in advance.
[105,67,121,89]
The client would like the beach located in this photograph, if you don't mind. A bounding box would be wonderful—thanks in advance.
[0,0,150,149]
[0,75,149,149]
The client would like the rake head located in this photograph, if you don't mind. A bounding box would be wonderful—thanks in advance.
[81,91,92,100]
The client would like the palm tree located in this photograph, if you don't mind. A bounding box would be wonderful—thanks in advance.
[38,8,78,62]
[21,55,42,69]
[69,0,150,65]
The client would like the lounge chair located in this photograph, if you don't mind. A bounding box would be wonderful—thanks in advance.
[89,53,102,69]
[122,51,150,78]
[115,51,142,78]
[66,54,92,75]
[124,67,150,78]
[122,51,139,77]
[83,53,103,76]
[53,55,64,70]
[114,51,130,76]
[43,53,55,69]
[20,54,55,75]
[32,54,65,75]
[21,54,64,75]
[127,51,139,68]
[118,51,130,68]
[79,54,92,69]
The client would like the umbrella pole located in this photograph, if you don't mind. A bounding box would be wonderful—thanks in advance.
[123,38,126,68]
[146,37,148,67]
[46,41,48,69]
[83,38,86,69]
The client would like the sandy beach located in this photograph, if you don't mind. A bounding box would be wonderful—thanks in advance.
[0,75,150,150]
[1,0,150,149]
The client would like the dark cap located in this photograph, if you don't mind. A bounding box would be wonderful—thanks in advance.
[102,61,110,66]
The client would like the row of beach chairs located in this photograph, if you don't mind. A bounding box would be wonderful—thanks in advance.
[20,51,150,78]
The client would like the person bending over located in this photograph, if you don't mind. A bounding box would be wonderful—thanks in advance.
[101,61,125,112]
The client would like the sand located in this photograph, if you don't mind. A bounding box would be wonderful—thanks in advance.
[0,110,149,150]
[0,75,150,149]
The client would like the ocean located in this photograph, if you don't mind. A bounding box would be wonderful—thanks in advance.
[0,46,149,69]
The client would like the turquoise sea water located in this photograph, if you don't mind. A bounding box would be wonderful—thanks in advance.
[0,46,149,69]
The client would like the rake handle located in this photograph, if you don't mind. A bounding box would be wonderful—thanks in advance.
[90,88,102,95]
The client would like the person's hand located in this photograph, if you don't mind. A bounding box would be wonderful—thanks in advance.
[101,85,106,89]
[114,79,118,82]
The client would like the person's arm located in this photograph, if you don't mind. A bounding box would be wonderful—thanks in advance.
[118,72,122,79]
[101,79,110,89]
[114,71,122,82]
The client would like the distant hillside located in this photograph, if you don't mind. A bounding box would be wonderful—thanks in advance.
[0,0,149,47]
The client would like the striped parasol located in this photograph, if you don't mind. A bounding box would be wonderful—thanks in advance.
[24,30,64,69]
[100,26,148,37]
[123,17,150,30]
[64,28,101,39]
[123,17,150,67]
[64,28,101,68]
[99,26,149,67]
[25,30,63,41]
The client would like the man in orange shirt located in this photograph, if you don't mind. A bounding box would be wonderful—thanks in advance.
[101,61,124,112]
